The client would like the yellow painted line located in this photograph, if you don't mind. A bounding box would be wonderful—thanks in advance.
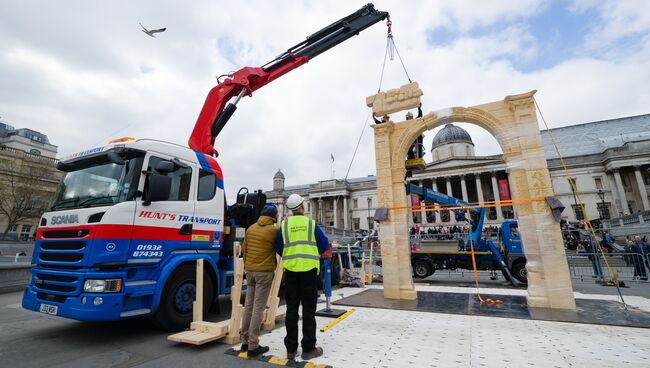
[319,308,355,332]
[268,356,289,365]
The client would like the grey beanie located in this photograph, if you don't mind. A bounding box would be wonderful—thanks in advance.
[261,204,278,218]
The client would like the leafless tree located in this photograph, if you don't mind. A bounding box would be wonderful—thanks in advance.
[0,158,57,239]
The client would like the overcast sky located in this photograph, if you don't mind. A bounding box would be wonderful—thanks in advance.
[1,1,649,200]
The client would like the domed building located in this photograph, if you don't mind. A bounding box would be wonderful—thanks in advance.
[431,123,475,161]
[266,114,650,235]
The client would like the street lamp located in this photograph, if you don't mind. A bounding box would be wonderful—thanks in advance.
[597,189,608,220]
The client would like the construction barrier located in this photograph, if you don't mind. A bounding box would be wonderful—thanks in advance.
[566,253,650,282]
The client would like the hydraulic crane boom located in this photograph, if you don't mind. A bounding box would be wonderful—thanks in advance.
[188,3,390,155]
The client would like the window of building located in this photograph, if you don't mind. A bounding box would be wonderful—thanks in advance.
[329,201,334,211]
[29,149,41,156]
[20,225,32,240]
[8,224,18,232]
[353,218,360,230]
[307,202,310,212]
[147,156,192,201]
[597,202,611,219]
[197,169,216,201]
[594,178,602,190]
[367,217,374,230]
[353,199,358,208]
[572,204,585,221]
[367,197,372,208]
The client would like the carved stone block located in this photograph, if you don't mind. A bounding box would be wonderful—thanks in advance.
[366,82,423,117]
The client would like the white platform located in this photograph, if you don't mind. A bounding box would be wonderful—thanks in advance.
[239,285,650,368]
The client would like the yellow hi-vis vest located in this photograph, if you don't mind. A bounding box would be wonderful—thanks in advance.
[281,215,320,274]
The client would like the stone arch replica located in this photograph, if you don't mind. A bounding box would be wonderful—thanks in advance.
[369,83,576,310]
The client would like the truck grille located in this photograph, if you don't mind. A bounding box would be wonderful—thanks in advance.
[40,241,85,250]
[38,241,86,267]
[41,229,89,239]
[33,270,81,296]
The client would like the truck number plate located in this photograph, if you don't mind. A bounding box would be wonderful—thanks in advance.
[39,303,58,315]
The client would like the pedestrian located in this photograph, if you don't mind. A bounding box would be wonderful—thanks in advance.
[240,204,279,357]
[631,235,649,281]
[406,103,425,160]
[275,194,329,360]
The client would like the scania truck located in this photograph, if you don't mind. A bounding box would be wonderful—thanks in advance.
[22,4,390,330]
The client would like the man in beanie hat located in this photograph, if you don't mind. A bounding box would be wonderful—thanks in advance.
[275,194,329,360]
[240,204,279,357]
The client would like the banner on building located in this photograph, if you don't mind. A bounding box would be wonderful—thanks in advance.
[498,179,511,201]
[411,194,421,209]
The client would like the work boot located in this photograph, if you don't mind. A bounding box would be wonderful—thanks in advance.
[240,344,248,352]
[247,345,269,357]
[301,347,323,360]
[287,351,297,360]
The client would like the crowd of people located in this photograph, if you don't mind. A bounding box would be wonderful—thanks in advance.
[408,224,501,240]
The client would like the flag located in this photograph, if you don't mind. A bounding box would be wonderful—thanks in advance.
[330,153,334,163]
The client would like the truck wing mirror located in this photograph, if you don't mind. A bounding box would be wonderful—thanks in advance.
[155,160,175,173]
[107,151,125,165]
[144,173,172,204]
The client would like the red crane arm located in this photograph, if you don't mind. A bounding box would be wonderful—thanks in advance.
[188,58,309,156]
[188,3,389,156]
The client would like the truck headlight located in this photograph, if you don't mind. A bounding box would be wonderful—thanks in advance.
[83,279,122,293]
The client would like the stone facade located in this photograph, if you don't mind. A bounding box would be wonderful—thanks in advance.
[0,122,60,240]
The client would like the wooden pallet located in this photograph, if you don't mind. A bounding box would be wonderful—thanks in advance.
[168,240,285,345]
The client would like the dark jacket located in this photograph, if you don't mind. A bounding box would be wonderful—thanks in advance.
[242,215,278,272]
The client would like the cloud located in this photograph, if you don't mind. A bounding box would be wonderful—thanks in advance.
[0,0,648,200]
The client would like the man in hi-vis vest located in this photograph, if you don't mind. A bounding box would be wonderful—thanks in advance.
[275,193,329,360]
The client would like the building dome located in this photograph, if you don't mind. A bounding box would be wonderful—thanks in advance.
[431,123,473,150]
[273,169,285,180]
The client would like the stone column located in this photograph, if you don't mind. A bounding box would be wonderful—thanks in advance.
[431,180,439,223]
[475,174,485,203]
[613,169,630,215]
[333,197,339,228]
[418,180,427,224]
[503,90,575,310]
[445,177,456,224]
[491,172,503,221]
[634,166,650,211]
[318,198,324,224]
[371,121,416,300]
[460,175,469,202]
[343,196,349,230]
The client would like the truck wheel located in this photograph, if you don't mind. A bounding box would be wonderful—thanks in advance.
[413,260,432,279]
[511,261,528,284]
[153,264,214,331]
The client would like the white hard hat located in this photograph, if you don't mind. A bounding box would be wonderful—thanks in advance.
[286,193,305,210]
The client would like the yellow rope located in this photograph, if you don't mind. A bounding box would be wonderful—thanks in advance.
[534,98,627,308]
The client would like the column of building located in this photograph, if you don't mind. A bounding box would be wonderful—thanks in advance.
[634,166,650,211]
[491,171,503,221]
[333,197,339,228]
[418,180,427,225]
[612,169,630,215]
[475,174,485,204]
[445,177,456,224]
[343,196,349,229]
[431,180,439,223]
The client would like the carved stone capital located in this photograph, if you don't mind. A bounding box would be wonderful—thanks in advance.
[504,90,537,112]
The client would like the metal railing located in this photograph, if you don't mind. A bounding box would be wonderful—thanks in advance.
[566,252,650,282]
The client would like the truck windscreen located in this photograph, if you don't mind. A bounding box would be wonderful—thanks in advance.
[51,150,145,211]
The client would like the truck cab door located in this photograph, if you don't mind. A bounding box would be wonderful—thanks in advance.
[130,154,196,265]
